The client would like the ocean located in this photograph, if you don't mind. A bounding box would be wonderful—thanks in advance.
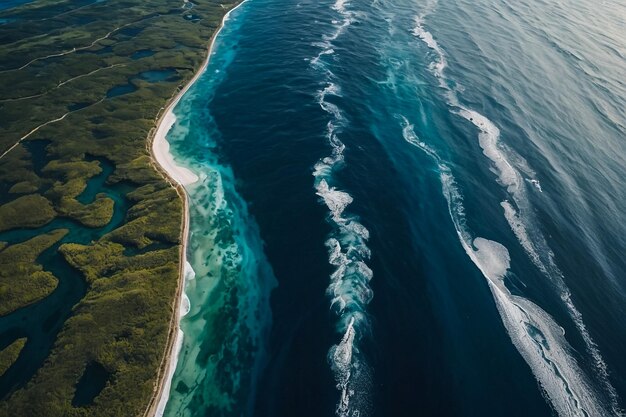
[161,0,626,416]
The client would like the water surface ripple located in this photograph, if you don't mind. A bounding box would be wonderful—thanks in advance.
[162,0,626,415]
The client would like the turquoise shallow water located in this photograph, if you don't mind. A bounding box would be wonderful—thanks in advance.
[162,0,626,416]
[162,6,277,416]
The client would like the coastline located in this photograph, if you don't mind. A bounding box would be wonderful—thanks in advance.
[143,2,246,416]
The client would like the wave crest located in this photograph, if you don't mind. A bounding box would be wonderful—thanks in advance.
[311,2,373,415]
[400,117,616,416]
[409,2,621,412]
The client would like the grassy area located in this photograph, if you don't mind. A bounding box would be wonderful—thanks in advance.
[0,229,67,316]
[0,0,236,415]
[0,339,27,378]
[0,194,56,232]
[4,242,181,416]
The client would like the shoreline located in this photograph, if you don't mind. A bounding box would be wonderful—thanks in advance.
[143,2,246,416]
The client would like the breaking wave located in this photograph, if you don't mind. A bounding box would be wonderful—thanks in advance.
[311,1,373,415]
[409,0,622,413]
[400,118,615,417]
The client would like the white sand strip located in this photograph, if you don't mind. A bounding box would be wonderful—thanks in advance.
[146,1,249,416]
[152,111,199,186]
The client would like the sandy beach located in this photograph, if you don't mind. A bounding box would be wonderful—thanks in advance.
[143,2,246,416]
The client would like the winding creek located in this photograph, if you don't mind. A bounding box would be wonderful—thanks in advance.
[0,145,131,399]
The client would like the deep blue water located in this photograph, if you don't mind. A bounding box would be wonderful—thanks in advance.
[162,0,626,416]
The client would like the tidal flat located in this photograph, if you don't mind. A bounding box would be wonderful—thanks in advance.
[0,1,236,416]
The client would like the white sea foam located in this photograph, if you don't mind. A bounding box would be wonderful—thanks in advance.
[400,115,438,158]
[311,47,335,67]
[473,237,511,281]
[501,200,545,272]
[184,260,196,281]
[400,119,615,416]
[311,5,356,67]
[527,178,543,192]
[332,0,349,13]
[330,317,356,417]
[493,288,611,417]
[311,2,373,415]
[412,13,448,90]
[316,179,354,221]
[318,86,344,122]
[410,2,622,411]
[322,81,342,97]
[458,108,521,193]
[458,57,621,417]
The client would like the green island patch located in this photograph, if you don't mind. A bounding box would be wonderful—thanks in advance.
[0,338,27,377]
[0,229,67,316]
[0,194,56,232]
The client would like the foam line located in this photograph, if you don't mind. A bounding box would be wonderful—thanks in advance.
[311,2,373,415]
[400,119,613,416]
[409,3,621,413]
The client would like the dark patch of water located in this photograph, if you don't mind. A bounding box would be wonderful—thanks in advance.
[136,68,178,83]
[118,26,144,38]
[0,330,23,352]
[105,68,179,99]
[76,45,113,56]
[67,102,91,112]
[131,49,155,60]
[72,361,110,407]
[75,156,114,205]
[106,83,137,98]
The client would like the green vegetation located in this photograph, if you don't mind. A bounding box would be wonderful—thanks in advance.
[0,338,27,377]
[5,243,181,417]
[0,194,56,232]
[0,144,45,195]
[0,0,237,415]
[0,229,67,316]
[58,193,115,228]
[8,181,39,194]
